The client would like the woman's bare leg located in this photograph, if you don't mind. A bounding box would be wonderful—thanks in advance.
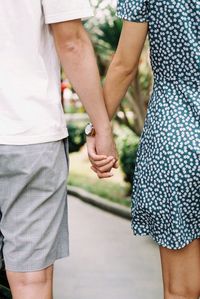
[160,239,200,299]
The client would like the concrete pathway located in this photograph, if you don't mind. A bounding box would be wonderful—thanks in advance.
[53,196,163,299]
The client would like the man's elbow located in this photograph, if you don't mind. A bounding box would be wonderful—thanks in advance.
[57,31,89,56]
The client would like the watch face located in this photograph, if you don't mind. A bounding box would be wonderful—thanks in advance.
[85,123,92,135]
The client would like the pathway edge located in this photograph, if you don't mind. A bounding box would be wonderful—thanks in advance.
[67,185,131,220]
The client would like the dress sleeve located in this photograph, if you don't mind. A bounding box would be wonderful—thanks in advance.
[116,0,149,22]
[42,0,94,24]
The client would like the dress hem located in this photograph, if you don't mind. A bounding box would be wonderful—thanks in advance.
[132,230,200,250]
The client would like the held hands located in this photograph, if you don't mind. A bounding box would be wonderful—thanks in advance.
[87,129,119,179]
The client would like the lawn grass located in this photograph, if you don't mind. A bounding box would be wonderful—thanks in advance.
[68,146,131,207]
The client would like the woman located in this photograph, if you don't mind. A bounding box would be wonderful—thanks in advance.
[89,0,200,297]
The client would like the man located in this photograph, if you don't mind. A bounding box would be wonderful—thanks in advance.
[0,1,117,298]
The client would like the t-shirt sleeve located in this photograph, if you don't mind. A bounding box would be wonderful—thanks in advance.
[116,0,148,22]
[42,0,94,24]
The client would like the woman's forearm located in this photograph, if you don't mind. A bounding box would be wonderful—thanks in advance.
[103,21,148,120]
[103,58,138,120]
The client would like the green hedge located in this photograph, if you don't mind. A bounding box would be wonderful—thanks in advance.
[0,262,11,299]
[67,122,86,153]
[116,127,139,187]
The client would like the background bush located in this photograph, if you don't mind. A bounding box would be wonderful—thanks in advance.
[116,127,139,188]
[68,122,86,153]
[0,261,11,299]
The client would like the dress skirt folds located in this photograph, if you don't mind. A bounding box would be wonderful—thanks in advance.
[117,0,200,249]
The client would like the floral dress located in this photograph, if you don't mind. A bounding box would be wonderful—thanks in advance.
[117,0,200,249]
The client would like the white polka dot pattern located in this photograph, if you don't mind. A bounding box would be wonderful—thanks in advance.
[117,0,200,249]
[117,0,148,22]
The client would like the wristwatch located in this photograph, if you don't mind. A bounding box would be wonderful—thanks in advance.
[85,122,96,137]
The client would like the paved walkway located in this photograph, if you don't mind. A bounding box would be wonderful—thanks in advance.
[53,196,163,299]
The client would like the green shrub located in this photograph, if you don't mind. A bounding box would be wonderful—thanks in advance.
[116,127,139,187]
[67,122,86,153]
[0,261,11,299]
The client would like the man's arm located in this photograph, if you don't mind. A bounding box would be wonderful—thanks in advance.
[103,21,148,119]
[51,20,118,178]
[51,20,111,135]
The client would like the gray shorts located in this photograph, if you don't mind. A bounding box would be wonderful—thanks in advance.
[0,138,69,272]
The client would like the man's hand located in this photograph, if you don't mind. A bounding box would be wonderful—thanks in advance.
[87,130,119,179]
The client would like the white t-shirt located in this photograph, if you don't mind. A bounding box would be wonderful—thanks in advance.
[0,0,93,145]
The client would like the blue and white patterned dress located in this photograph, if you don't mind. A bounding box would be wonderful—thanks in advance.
[117,0,200,249]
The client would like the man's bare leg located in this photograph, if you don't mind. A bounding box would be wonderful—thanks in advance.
[6,265,53,299]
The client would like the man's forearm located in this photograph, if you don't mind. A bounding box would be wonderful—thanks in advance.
[53,25,111,134]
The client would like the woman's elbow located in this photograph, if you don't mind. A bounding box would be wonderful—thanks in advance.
[111,58,138,79]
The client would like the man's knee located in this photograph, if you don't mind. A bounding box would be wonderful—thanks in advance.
[7,266,53,288]
[18,271,50,287]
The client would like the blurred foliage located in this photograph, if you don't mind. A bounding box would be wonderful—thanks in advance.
[0,262,11,299]
[85,5,122,76]
[0,286,11,299]
[115,126,139,192]
[68,122,86,153]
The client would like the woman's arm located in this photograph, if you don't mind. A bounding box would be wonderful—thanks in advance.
[103,21,148,120]
[87,21,148,177]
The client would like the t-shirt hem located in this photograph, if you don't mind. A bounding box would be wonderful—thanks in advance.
[0,132,69,145]
[45,9,94,24]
